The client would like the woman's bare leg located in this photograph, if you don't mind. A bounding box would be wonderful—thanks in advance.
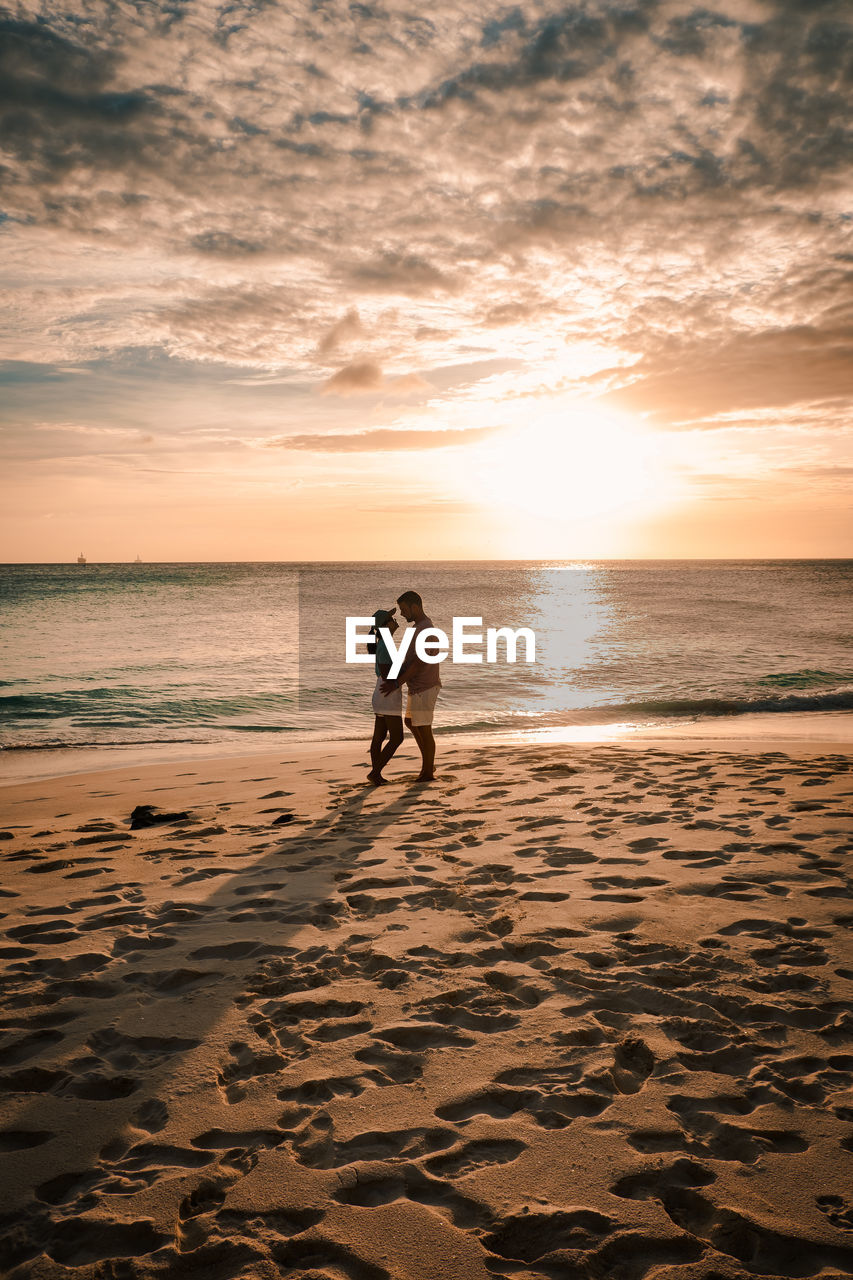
[368,716,387,783]
[377,717,404,772]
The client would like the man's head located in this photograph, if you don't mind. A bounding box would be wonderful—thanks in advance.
[396,590,423,623]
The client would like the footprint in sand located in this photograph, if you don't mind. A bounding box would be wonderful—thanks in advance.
[217,1040,287,1101]
[816,1194,853,1230]
[609,1036,655,1095]
[0,1129,55,1151]
[482,1207,612,1264]
[333,1165,490,1230]
[424,1137,527,1178]
[611,1156,716,1201]
[45,1218,170,1268]
[131,1098,169,1133]
[273,1238,390,1280]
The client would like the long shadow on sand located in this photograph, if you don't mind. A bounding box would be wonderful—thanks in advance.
[0,766,434,1227]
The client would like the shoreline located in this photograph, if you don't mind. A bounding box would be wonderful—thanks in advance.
[1,709,850,788]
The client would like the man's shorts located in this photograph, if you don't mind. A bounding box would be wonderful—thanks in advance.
[372,677,403,718]
[406,686,440,727]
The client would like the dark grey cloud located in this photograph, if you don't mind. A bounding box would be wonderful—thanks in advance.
[0,16,166,181]
[190,231,265,256]
[344,252,459,296]
[407,4,616,105]
[5,2,850,220]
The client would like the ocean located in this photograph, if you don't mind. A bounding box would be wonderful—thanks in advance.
[1,561,851,764]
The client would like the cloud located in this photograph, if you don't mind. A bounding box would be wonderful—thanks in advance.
[317,359,431,397]
[391,372,430,394]
[344,252,458,296]
[0,16,170,193]
[269,425,498,451]
[320,360,384,395]
[317,308,364,356]
[1,0,851,449]
[190,231,265,257]
[356,498,481,513]
[601,321,853,423]
[34,422,153,441]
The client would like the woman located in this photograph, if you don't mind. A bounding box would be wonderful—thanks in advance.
[367,607,404,784]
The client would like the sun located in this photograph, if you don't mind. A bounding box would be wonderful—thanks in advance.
[464,401,668,524]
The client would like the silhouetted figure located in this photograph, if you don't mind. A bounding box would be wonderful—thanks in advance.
[380,590,441,782]
[367,607,403,784]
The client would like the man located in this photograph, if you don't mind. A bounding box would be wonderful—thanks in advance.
[367,607,403,786]
[380,590,441,782]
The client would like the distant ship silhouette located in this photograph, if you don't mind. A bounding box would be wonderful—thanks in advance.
[76,552,87,566]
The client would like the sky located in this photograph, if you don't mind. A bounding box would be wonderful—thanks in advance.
[1,0,851,561]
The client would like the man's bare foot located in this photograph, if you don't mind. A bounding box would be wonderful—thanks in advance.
[366,771,386,785]
[415,772,435,783]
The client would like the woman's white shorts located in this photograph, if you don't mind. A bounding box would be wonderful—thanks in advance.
[405,686,440,726]
[372,677,403,717]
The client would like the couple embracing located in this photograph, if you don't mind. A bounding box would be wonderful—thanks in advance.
[367,590,440,786]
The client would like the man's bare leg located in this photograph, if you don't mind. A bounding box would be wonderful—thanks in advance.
[368,716,388,784]
[411,724,436,781]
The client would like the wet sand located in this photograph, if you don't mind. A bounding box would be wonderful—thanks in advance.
[1,735,852,1279]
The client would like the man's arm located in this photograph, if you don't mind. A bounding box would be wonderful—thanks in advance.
[380,629,423,692]
[381,651,415,692]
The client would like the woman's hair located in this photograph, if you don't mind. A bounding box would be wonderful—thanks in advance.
[396,590,422,608]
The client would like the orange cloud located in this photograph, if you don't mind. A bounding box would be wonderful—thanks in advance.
[320,360,384,396]
[270,426,497,451]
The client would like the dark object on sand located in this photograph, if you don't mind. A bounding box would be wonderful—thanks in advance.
[272,811,295,826]
[130,804,190,830]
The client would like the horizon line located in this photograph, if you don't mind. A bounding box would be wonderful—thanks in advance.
[2,556,852,566]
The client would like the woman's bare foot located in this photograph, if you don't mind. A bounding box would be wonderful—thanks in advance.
[366,770,387,785]
[415,772,435,783]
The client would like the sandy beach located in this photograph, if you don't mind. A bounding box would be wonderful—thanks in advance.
[1,733,852,1279]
